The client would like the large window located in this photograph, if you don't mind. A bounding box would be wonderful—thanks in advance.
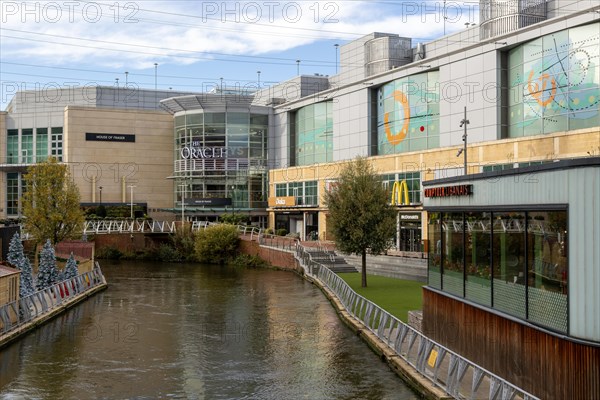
[274,181,318,206]
[427,209,568,333]
[6,172,20,216]
[7,129,18,164]
[36,128,48,162]
[377,71,440,155]
[508,22,599,137]
[51,127,63,161]
[381,172,421,204]
[295,101,333,165]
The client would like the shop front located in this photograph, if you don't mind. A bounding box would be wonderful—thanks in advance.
[396,212,422,253]
[421,158,600,399]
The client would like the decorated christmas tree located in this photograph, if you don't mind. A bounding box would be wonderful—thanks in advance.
[63,253,79,280]
[36,239,60,290]
[6,232,35,297]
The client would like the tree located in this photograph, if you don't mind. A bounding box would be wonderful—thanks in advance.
[63,253,79,280]
[7,232,35,297]
[22,157,85,244]
[195,224,239,264]
[37,239,60,290]
[323,157,396,287]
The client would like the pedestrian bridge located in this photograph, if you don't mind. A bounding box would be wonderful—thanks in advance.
[82,220,262,239]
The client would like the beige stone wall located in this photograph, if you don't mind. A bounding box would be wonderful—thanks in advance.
[64,106,174,217]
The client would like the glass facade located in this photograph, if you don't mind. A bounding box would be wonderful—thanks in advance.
[274,181,318,206]
[377,71,440,155]
[51,127,63,161]
[295,101,333,165]
[427,209,568,333]
[6,127,55,164]
[174,110,268,212]
[508,22,600,137]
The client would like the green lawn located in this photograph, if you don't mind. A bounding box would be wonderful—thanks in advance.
[337,273,424,323]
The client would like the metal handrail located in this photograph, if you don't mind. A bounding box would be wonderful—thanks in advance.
[294,244,539,400]
[0,263,106,336]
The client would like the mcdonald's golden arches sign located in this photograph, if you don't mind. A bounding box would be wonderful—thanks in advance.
[390,180,410,206]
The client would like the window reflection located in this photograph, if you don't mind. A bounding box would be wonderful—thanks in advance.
[442,212,464,297]
[465,212,492,306]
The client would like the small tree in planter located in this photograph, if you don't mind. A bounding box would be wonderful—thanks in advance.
[37,239,60,290]
[63,253,79,280]
[7,232,35,297]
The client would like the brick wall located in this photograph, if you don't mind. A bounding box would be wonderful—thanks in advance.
[238,239,298,271]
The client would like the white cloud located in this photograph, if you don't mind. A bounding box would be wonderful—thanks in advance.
[0,1,476,69]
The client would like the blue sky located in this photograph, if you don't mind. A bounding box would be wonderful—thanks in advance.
[0,1,479,109]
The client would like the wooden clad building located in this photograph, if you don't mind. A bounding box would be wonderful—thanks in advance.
[422,158,600,399]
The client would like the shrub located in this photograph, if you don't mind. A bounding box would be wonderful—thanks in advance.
[264,228,274,235]
[157,243,181,263]
[233,254,269,268]
[275,228,288,236]
[171,226,197,262]
[195,224,240,264]
[219,213,249,225]
[95,246,123,259]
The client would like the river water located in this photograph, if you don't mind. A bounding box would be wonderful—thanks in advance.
[0,261,417,399]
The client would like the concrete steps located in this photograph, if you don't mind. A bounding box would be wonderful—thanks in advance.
[342,253,427,282]
[305,249,358,274]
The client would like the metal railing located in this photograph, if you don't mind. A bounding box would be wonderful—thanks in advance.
[83,220,176,234]
[258,233,299,251]
[294,244,539,400]
[0,263,106,336]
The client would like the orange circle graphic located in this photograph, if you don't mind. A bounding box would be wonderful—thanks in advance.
[384,90,410,146]
[528,70,557,107]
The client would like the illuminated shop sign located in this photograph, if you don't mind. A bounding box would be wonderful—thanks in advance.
[400,214,420,221]
[424,184,473,198]
[268,196,296,207]
[181,143,227,159]
[86,132,135,142]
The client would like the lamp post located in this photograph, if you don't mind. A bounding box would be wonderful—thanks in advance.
[128,185,136,219]
[457,106,469,175]
[99,186,103,204]
[179,183,186,223]
[230,185,235,215]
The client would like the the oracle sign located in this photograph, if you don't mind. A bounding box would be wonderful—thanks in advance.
[181,143,227,159]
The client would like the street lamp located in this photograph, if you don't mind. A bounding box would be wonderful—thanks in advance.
[230,185,235,215]
[179,183,186,223]
[99,186,103,204]
[458,106,469,175]
[128,185,136,219]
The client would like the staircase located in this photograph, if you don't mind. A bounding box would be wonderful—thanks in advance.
[304,247,357,274]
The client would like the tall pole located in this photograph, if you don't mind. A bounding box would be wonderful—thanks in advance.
[154,63,158,90]
[296,60,300,76]
[257,70,261,87]
[460,106,469,175]
[180,184,186,223]
[334,44,339,74]
[125,71,129,86]
[128,185,136,219]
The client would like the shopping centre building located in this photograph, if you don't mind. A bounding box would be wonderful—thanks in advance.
[1,0,599,396]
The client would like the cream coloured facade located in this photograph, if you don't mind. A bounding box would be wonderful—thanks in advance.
[64,106,175,218]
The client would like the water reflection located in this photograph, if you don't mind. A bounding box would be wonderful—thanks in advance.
[0,261,417,399]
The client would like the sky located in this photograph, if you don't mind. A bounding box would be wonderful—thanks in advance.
[0,0,481,109]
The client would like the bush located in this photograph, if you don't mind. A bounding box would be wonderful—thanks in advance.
[275,228,288,236]
[219,213,249,225]
[157,243,181,263]
[233,254,269,268]
[264,228,274,235]
[95,246,123,259]
[171,226,197,262]
[195,224,240,264]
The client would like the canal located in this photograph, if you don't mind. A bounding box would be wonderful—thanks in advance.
[0,261,417,399]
